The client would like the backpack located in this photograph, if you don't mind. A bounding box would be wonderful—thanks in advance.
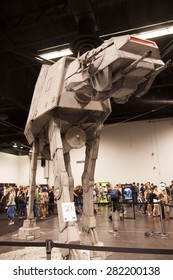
[18,193,25,204]
[110,189,119,200]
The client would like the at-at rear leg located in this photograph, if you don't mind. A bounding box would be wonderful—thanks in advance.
[16,139,41,239]
[27,138,39,220]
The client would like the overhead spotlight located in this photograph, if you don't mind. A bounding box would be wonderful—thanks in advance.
[134,25,173,39]
[13,143,18,148]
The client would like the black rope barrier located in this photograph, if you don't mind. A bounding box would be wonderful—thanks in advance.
[0,240,173,255]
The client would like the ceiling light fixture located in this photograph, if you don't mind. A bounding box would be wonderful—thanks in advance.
[38,47,73,60]
[133,25,173,39]
[35,56,44,62]
[13,143,18,148]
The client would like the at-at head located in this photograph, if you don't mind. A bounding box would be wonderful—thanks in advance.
[65,35,166,104]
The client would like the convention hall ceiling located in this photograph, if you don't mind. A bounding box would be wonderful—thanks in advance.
[0,0,173,155]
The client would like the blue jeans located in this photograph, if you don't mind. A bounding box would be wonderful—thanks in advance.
[18,202,26,217]
[7,205,15,222]
[76,198,83,212]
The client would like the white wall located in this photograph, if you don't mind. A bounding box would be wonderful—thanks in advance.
[18,156,49,186]
[18,156,30,186]
[0,153,19,184]
[68,118,173,186]
[0,118,173,187]
[0,154,48,186]
[95,118,173,185]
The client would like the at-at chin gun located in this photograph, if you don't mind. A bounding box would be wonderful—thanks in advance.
[65,35,169,104]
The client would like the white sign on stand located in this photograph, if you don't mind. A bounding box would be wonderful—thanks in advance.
[62,202,77,222]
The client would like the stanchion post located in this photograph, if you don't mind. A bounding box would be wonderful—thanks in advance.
[158,201,169,238]
[159,201,164,230]
[46,239,53,260]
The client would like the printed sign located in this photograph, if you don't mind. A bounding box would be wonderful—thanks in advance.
[62,202,77,222]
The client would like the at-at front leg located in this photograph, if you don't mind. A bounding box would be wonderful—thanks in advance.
[48,118,80,258]
[81,125,107,259]
[82,126,101,242]
[64,152,74,202]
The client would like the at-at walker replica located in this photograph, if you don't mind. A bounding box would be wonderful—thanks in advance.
[17,34,171,259]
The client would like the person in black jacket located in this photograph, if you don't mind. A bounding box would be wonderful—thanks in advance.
[48,186,55,215]
[109,185,124,221]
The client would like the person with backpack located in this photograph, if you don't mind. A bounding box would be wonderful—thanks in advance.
[109,185,124,221]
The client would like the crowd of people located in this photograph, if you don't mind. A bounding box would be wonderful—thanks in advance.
[73,180,173,221]
[0,180,173,225]
[106,181,173,221]
[0,185,55,225]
